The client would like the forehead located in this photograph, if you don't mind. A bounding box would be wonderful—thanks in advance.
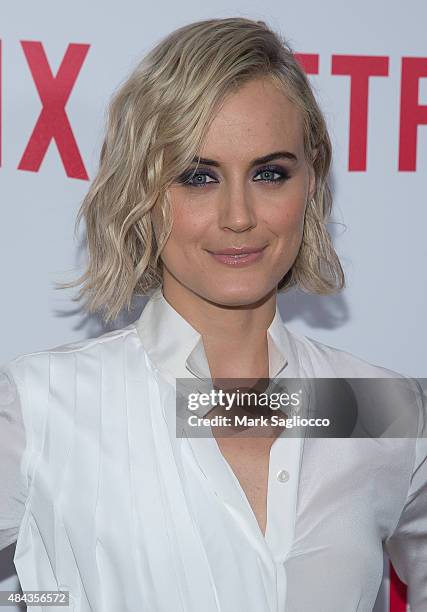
[201,77,304,160]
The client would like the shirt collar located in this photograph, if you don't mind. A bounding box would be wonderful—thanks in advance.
[135,287,299,386]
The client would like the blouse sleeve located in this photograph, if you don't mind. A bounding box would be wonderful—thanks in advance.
[384,379,427,611]
[0,363,28,551]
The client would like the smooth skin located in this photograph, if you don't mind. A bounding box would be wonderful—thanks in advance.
[152,76,316,536]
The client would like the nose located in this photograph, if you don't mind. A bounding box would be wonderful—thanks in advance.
[217,182,257,233]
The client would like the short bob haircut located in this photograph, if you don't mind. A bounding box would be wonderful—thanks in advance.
[57,16,345,323]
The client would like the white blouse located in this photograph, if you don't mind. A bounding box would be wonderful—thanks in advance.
[1,286,426,611]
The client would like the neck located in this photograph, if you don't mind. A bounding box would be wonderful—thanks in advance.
[161,274,278,380]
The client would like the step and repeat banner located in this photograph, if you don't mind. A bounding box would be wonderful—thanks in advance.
[1,1,426,610]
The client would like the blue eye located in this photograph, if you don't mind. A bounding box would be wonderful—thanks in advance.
[254,166,290,183]
[178,171,217,187]
[176,165,290,188]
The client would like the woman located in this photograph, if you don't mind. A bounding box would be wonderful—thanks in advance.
[1,17,426,612]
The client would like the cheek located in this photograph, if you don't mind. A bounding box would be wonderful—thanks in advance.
[163,200,211,253]
[269,199,306,241]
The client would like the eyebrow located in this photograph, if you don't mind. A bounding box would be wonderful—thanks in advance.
[191,150,298,167]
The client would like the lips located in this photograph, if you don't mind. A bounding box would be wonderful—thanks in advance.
[208,246,266,256]
[207,246,267,267]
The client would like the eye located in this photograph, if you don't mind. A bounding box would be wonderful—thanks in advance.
[253,165,290,184]
[175,164,291,188]
[176,170,218,187]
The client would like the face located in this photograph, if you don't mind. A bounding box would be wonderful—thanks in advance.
[152,77,316,307]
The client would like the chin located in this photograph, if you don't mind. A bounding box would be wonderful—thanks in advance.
[202,284,273,307]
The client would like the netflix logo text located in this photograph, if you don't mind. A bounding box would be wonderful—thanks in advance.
[0,42,425,180]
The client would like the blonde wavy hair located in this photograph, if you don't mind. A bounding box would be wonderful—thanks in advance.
[56,17,345,323]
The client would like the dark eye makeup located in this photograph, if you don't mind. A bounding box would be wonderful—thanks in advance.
[176,164,291,188]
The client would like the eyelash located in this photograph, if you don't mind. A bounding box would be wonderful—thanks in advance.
[177,165,291,188]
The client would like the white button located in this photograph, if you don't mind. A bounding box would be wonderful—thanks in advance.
[277,469,290,483]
